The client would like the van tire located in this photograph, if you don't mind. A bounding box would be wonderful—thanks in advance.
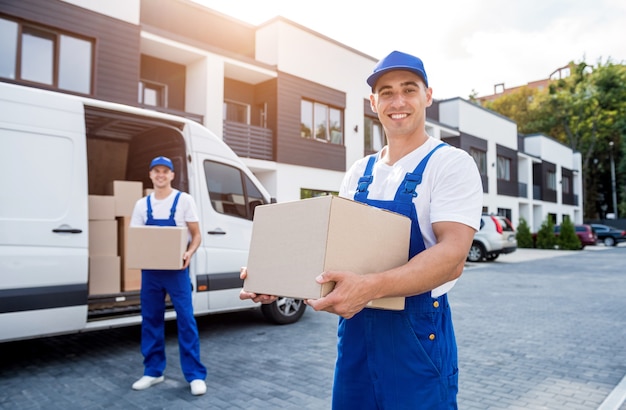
[261,297,307,325]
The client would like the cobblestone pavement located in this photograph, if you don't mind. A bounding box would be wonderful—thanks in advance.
[1,245,625,409]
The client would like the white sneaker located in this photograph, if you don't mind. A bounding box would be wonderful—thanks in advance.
[190,379,207,396]
[132,375,164,390]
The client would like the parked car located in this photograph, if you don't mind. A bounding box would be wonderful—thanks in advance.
[554,224,597,249]
[467,214,517,262]
[590,223,626,246]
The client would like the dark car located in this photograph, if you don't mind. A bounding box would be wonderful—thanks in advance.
[554,224,597,249]
[590,223,626,246]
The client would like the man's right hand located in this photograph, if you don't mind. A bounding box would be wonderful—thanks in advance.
[239,267,278,304]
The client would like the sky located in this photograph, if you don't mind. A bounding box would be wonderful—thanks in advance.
[193,0,626,100]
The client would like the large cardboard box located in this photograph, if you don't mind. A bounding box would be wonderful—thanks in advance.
[106,180,143,217]
[88,195,115,220]
[88,220,118,256]
[126,226,188,270]
[117,217,141,291]
[89,255,121,295]
[244,195,410,310]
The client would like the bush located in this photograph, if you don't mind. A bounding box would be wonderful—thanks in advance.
[516,217,534,248]
[536,218,557,249]
[557,219,581,250]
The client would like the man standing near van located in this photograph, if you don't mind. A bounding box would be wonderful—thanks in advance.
[130,156,207,396]
[241,51,483,408]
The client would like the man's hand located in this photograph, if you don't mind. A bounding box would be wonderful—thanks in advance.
[238,267,278,304]
[306,271,373,319]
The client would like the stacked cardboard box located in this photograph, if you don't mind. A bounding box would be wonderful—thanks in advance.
[88,195,120,295]
[88,180,144,294]
[108,180,143,291]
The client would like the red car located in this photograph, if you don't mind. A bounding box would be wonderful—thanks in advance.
[554,224,597,249]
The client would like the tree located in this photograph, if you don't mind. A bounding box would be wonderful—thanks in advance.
[535,217,557,249]
[556,218,581,250]
[515,217,534,248]
[481,59,626,220]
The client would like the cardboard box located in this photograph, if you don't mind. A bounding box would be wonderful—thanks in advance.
[106,180,143,217]
[244,195,409,310]
[88,220,118,256]
[126,225,188,270]
[88,195,115,220]
[89,255,121,295]
[117,217,142,291]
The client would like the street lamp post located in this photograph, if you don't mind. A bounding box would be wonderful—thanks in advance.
[609,141,618,219]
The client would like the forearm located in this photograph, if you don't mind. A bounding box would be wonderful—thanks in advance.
[366,221,474,299]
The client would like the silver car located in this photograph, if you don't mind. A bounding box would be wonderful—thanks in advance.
[467,214,517,262]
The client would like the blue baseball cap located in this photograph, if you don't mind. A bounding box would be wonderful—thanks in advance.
[367,51,429,89]
[149,156,174,171]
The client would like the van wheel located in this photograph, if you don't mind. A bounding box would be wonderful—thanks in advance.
[261,297,307,325]
[467,242,486,262]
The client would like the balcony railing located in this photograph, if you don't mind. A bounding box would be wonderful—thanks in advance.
[223,120,273,161]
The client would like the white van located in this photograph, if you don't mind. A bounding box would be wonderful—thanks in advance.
[0,82,306,343]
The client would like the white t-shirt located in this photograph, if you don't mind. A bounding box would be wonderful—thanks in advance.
[339,136,483,297]
[130,189,199,228]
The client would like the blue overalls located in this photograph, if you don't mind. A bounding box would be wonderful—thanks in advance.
[332,143,458,410]
[140,192,207,382]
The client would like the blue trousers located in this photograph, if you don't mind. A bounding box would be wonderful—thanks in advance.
[332,293,458,409]
[140,268,206,382]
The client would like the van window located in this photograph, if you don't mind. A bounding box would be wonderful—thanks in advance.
[203,160,264,220]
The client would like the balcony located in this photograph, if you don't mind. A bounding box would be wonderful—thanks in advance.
[223,120,273,161]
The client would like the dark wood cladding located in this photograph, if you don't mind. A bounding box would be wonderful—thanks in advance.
[443,132,489,193]
[533,161,557,203]
[275,72,346,171]
[141,55,186,111]
[0,0,140,106]
[496,144,519,197]
[140,0,255,58]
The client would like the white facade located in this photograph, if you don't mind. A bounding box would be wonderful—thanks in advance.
[53,2,584,228]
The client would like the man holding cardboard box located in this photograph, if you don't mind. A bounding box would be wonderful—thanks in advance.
[129,156,207,396]
[241,51,483,408]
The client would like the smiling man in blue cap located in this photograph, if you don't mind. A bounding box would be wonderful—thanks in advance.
[130,156,207,396]
[308,51,483,409]
[240,51,483,408]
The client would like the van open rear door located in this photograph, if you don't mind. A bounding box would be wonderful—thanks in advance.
[0,84,89,342]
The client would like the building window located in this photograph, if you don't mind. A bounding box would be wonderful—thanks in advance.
[0,17,93,94]
[364,117,385,151]
[497,156,511,181]
[139,80,168,107]
[547,171,556,190]
[470,148,487,175]
[224,100,250,124]
[301,99,343,145]
[562,175,570,193]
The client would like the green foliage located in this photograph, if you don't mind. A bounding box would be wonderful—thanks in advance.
[556,219,581,250]
[515,217,534,248]
[535,218,557,249]
[481,59,626,220]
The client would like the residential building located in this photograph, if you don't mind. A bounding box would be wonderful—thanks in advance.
[0,0,582,232]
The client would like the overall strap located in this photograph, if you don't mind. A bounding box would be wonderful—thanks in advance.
[394,142,447,202]
[146,194,153,220]
[354,153,379,202]
[169,191,182,220]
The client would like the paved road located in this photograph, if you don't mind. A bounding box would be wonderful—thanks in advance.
[1,245,625,409]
